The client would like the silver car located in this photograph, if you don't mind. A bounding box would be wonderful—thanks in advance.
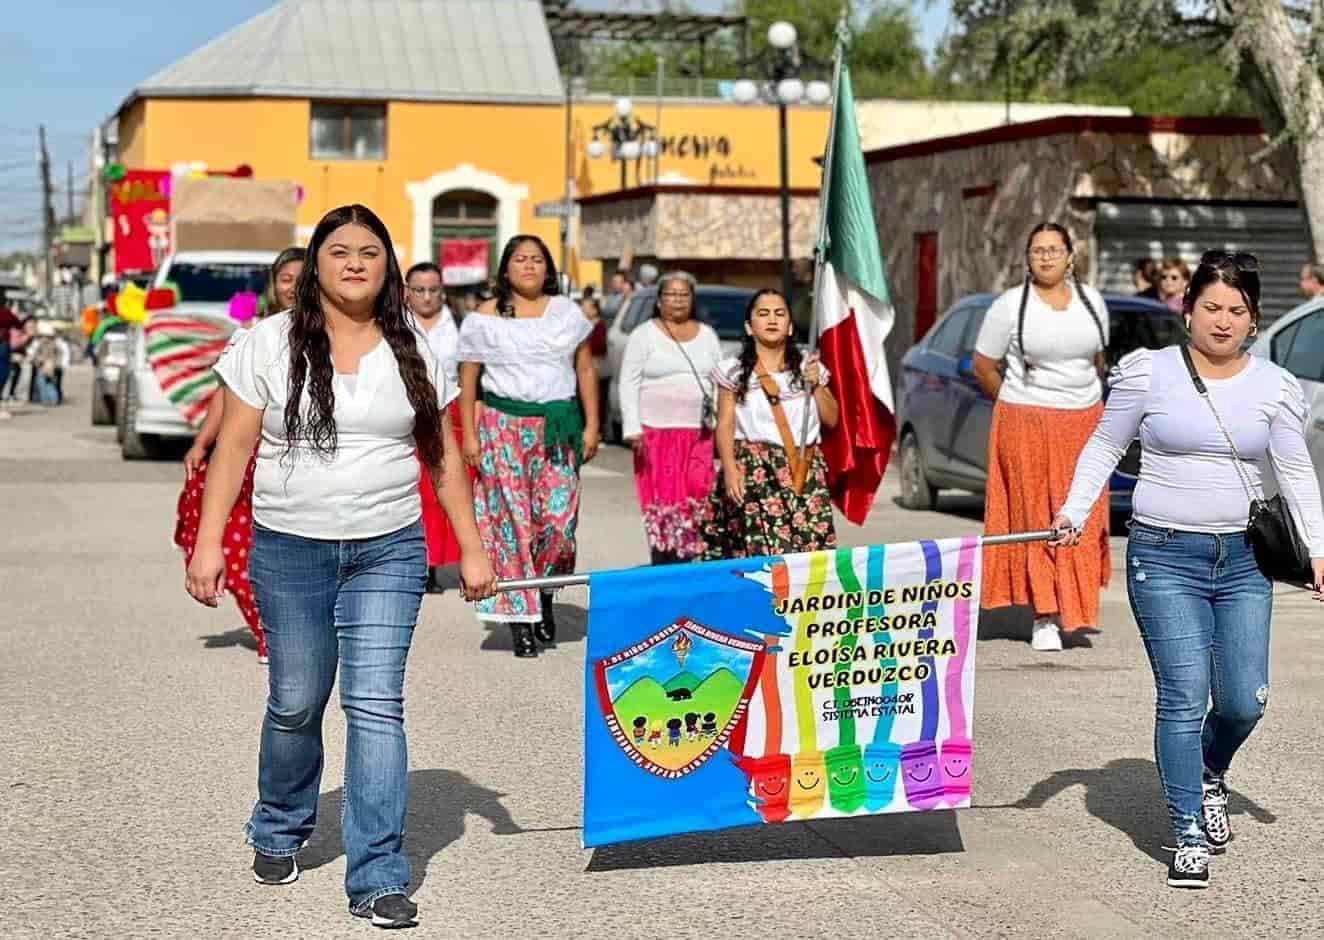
[1249,295,1324,496]
[91,326,129,426]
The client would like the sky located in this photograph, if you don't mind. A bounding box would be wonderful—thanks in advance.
[0,1,952,255]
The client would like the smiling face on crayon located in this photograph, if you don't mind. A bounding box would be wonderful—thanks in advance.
[863,742,902,811]
[901,740,944,809]
[939,737,974,804]
[825,744,866,813]
[738,753,792,823]
[789,752,828,818]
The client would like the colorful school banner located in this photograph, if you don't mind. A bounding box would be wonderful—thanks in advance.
[584,537,982,847]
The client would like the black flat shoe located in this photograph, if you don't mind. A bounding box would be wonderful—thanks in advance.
[510,623,538,658]
[533,591,557,645]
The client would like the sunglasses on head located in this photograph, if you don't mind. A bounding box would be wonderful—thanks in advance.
[1199,250,1260,272]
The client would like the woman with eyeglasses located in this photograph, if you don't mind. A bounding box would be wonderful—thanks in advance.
[1158,258,1190,313]
[1052,250,1324,889]
[972,222,1110,652]
[457,234,599,658]
[618,271,722,564]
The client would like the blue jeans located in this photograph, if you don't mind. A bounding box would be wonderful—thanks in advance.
[246,520,426,910]
[1126,522,1272,848]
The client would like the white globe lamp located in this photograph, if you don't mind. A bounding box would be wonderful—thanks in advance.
[731,79,760,104]
[615,97,634,118]
[806,80,832,105]
[767,21,797,50]
[776,78,805,105]
[643,139,659,158]
[587,139,605,159]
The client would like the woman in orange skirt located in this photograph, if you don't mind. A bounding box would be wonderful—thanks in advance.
[971,222,1110,651]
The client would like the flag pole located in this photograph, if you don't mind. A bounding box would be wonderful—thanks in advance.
[799,13,849,448]
[492,531,1055,593]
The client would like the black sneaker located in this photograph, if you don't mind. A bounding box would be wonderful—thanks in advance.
[351,894,419,929]
[1166,845,1210,889]
[252,851,299,885]
[1202,780,1232,851]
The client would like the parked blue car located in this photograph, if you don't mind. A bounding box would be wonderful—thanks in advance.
[897,292,1184,512]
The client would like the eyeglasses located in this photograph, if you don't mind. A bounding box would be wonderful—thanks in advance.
[660,291,692,300]
[408,286,443,296]
[1029,247,1068,260]
[1161,273,1184,280]
[1199,250,1259,272]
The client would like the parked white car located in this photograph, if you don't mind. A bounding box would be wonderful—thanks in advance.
[1249,294,1324,496]
[118,250,275,459]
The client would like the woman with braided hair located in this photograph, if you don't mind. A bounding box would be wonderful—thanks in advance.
[972,222,1110,652]
[184,204,496,929]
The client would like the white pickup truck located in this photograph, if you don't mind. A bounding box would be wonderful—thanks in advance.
[117,250,275,459]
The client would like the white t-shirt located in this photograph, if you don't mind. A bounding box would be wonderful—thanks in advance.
[712,355,830,447]
[411,306,461,408]
[214,312,450,541]
[455,295,592,402]
[974,282,1108,410]
[619,319,722,438]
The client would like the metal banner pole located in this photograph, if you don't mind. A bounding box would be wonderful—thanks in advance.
[491,530,1055,593]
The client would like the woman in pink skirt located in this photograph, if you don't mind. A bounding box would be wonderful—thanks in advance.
[618,270,721,564]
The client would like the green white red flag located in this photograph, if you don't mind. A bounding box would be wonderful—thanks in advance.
[143,316,231,426]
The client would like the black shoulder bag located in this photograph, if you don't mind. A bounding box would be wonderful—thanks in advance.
[1179,344,1313,584]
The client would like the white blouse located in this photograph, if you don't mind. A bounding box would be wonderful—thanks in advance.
[411,306,461,408]
[712,355,830,448]
[618,319,722,439]
[455,295,592,403]
[973,282,1109,410]
[214,312,450,541]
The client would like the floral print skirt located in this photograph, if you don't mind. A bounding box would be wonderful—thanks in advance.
[472,406,579,622]
[633,426,716,560]
[699,441,836,561]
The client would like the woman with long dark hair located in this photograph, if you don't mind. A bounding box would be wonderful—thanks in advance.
[699,288,838,559]
[184,205,495,929]
[457,234,598,658]
[972,222,1110,652]
[175,246,306,664]
[1053,251,1324,888]
[618,270,722,564]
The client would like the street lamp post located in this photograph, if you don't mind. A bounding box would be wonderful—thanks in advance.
[586,98,659,190]
[733,22,831,306]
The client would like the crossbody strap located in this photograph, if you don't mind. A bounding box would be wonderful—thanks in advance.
[659,320,709,401]
[754,361,805,461]
[1179,344,1261,502]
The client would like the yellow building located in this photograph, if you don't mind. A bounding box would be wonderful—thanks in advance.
[114,0,830,288]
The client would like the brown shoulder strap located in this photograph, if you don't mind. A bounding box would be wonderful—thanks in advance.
[754,361,810,493]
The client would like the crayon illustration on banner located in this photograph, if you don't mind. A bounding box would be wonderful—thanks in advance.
[583,537,981,847]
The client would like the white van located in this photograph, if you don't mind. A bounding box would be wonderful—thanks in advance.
[118,250,275,459]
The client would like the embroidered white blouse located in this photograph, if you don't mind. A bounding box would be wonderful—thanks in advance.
[455,296,592,403]
[411,306,461,408]
[214,312,450,541]
[712,355,831,448]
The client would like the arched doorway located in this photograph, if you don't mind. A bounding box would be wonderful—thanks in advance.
[433,189,498,285]
[406,164,529,268]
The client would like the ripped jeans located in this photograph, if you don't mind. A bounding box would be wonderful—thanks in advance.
[1126,522,1271,848]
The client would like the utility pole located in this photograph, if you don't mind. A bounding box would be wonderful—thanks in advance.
[39,125,54,297]
[67,160,75,224]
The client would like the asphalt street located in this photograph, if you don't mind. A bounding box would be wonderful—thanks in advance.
[4,364,1322,938]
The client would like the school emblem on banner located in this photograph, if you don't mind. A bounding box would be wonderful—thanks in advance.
[593,618,765,779]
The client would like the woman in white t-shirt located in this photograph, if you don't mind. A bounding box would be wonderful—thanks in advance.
[457,234,598,658]
[619,270,722,564]
[972,222,1109,652]
[183,204,495,930]
[699,288,839,559]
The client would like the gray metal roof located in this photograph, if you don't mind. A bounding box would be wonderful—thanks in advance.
[124,0,564,109]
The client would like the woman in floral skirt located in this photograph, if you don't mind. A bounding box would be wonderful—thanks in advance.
[700,288,838,559]
[456,235,598,657]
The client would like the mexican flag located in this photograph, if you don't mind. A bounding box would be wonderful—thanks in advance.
[813,57,896,525]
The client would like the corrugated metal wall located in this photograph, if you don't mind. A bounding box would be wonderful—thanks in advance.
[1093,200,1310,323]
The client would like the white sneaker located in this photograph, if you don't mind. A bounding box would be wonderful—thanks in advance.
[1031,618,1063,652]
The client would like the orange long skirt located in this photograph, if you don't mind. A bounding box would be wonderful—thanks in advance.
[982,399,1110,631]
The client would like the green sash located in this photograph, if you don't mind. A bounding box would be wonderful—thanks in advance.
[484,394,584,466]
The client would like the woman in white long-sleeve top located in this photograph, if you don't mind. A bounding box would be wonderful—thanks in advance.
[1052,251,1324,891]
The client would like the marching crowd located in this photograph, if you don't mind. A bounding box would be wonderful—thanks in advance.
[166,201,1324,925]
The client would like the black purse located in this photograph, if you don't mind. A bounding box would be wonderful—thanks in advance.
[1179,345,1314,584]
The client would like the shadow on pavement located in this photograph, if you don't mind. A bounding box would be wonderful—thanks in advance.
[301,769,521,894]
[985,758,1277,862]
[478,601,587,652]
[585,810,964,872]
[199,626,259,652]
